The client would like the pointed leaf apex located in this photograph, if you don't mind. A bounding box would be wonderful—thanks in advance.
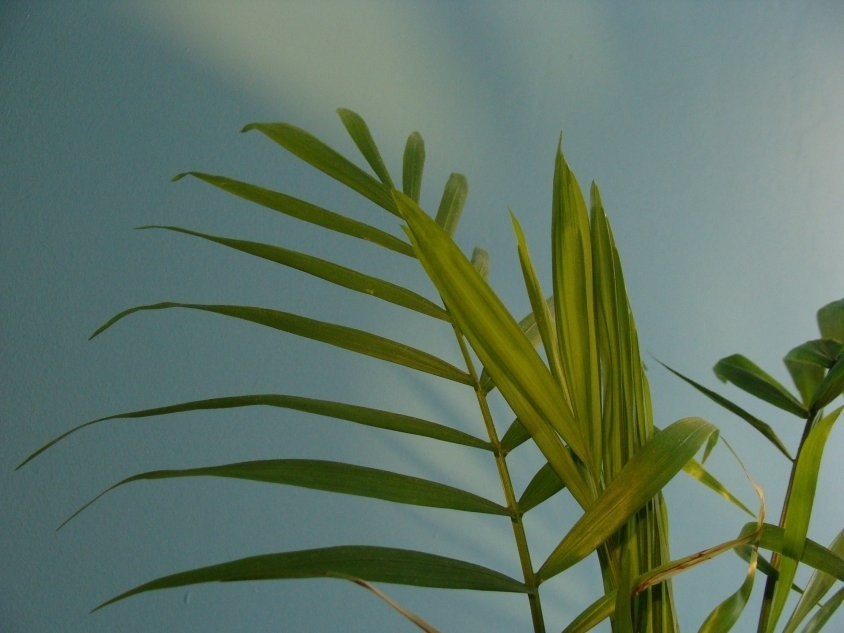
[171,172,189,182]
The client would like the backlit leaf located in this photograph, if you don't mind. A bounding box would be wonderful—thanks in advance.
[817,299,844,342]
[402,132,425,203]
[434,173,468,236]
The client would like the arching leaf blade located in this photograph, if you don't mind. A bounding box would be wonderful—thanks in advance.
[562,592,615,633]
[538,417,716,581]
[784,339,841,407]
[658,360,793,460]
[172,172,412,256]
[714,354,807,417]
[241,122,397,215]
[336,108,395,187]
[500,418,531,454]
[682,458,754,517]
[93,545,528,611]
[140,226,448,321]
[89,303,472,386]
[402,132,425,203]
[65,459,509,527]
[735,522,844,580]
[17,394,491,469]
[698,548,757,633]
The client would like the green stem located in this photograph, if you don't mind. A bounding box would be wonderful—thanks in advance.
[451,326,545,633]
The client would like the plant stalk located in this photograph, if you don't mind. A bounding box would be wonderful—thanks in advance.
[452,327,546,633]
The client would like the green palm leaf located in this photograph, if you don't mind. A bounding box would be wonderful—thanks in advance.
[402,132,425,203]
[434,173,468,236]
[394,190,593,506]
[93,546,528,612]
[336,108,395,188]
[782,529,844,633]
[172,172,412,256]
[62,459,509,528]
[241,122,397,215]
[538,417,716,581]
[140,225,449,320]
[17,394,490,469]
[90,302,472,385]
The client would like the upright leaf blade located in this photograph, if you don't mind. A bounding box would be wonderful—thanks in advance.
[402,132,425,202]
[434,173,468,236]
[782,529,844,633]
[395,190,594,506]
[336,108,395,188]
[93,546,528,611]
[90,302,472,386]
[765,406,843,632]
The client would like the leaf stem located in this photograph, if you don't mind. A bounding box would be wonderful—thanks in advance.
[451,326,546,633]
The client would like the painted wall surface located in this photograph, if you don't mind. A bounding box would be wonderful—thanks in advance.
[2,2,842,632]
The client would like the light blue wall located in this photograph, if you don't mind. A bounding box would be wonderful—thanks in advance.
[2,3,842,631]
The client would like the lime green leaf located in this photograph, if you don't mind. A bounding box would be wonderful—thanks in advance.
[434,173,468,236]
[140,226,448,321]
[395,190,594,506]
[737,523,844,581]
[714,354,807,417]
[682,458,754,517]
[698,547,757,633]
[172,172,413,257]
[470,247,489,281]
[798,586,844,633]
[551,141,601,456]
[518,462,565,513]
[562,593,614,633]
[785,340,841,407]
[480,297,554,394]
[766,406,843,632]
[336,108,394,188]
[93,545,528,611]
[538,417,716,581]
[511,212,570,407]
[810,355,844,412]
[817,299,844,342]
[241,122,397,215]
[402,132,425,203]
[17,394,490,469]
[63,459,509,527]
[499,418,530,454]
[658,360,793,460]
[783,529,844,633]
[90,302,472,386]
[614,546,636,633]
